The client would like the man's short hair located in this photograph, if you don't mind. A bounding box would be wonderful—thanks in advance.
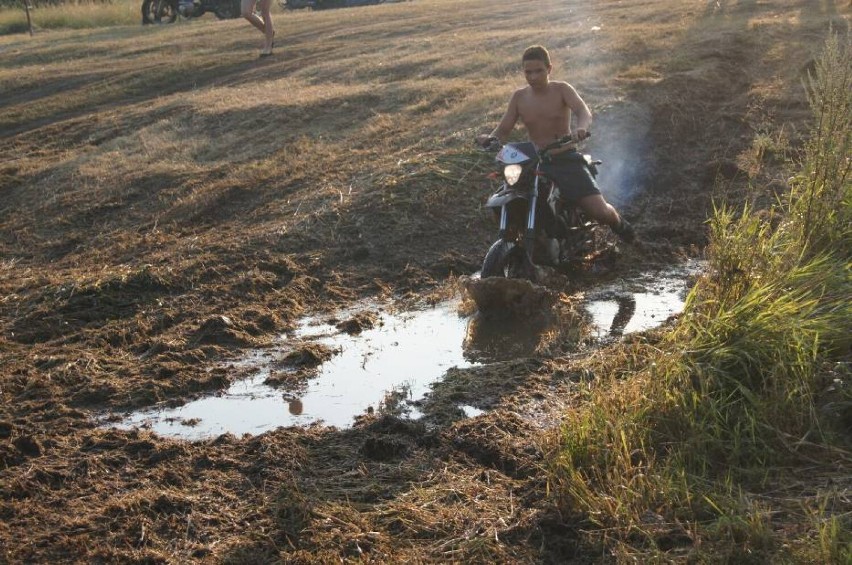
[522,45,551,67]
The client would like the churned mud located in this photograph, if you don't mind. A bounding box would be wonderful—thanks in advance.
[1,0,846,561]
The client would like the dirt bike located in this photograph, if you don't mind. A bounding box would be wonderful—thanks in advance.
[479,133,611,282]
[142,0,240,24]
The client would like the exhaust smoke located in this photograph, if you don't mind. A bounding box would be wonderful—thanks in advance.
[591,102,653,209]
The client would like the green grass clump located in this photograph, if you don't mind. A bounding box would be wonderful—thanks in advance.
[547,32,852,561]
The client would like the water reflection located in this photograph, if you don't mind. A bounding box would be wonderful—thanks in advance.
[608,295,637,336]
[584,260,701,339]
[462,311,554,363]
[287,398,303,415]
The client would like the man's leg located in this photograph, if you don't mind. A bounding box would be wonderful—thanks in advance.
[258,0,274,52]
[577,194,635,242]
[241,0,265,33]
[577,194,620,226]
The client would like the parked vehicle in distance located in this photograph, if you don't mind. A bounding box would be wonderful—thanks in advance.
[280,0,383,10]
[142,0,240,24]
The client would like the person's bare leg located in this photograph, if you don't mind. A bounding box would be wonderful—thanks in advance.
[258,0,274,53]
[577,194,635,242]
[577,194,620,227]
[241,0,265,34]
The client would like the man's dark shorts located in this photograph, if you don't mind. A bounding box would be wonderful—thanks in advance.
[539,150,601,203]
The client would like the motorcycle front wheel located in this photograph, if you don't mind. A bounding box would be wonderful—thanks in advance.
[141,0,178,23]
[483,240,539,280]
[481,240,512,278]
[481,240,526,278]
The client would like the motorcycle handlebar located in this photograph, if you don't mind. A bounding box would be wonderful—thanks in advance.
[477,136,502,152]
[477,131,590,154]
[540,131,591,153]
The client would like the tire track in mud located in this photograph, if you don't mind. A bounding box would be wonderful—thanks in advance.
[598,0,830,249]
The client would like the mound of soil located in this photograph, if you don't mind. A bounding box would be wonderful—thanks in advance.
[462,276,559,316]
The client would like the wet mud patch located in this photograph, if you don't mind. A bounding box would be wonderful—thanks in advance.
[418,261,703,426]
[447,411,544,479]
[413,359,548,427]
[104,300,477,438]
[102,261,702,440]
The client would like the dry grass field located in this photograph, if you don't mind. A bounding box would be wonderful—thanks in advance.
[1,0,850,561]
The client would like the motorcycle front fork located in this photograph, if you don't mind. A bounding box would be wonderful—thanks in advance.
[524,170,540,262]
[495,170,541,278]
[497,168,541,244]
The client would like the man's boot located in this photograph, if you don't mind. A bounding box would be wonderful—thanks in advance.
[612,218,635,243]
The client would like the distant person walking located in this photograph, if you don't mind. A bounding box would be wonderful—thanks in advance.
[242,0,275,57]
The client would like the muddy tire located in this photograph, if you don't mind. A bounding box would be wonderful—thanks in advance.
[481,240,516,278]
[142,0,178,23]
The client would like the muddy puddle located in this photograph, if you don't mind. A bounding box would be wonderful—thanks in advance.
[108,301,477,439]
[583,260,702,339]
[105,261,702,440]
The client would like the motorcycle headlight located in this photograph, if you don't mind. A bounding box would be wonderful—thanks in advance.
[503,164,522,186]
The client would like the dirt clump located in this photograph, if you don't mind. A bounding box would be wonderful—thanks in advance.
[335,310,379,334]
[462,276,559,316]
[279,342,339,368]
[190,315,257,347]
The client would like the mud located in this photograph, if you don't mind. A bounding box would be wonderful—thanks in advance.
[103,261,697,440]
[2,0,846,561]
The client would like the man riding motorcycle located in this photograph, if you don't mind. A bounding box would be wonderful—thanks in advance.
[477,45,635,243]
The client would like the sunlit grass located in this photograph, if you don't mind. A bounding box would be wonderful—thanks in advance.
[0,0,142,33]
[546,31,852,560]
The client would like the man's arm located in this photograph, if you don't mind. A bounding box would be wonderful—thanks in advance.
[561,83,592,138]
[477,90,521,146]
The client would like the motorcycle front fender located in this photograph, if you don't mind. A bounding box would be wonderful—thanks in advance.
[485,186,527,209]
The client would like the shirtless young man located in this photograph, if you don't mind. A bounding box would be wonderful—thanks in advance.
[477,45,635,242]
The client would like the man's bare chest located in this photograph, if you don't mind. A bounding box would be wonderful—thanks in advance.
[517,94,570,126]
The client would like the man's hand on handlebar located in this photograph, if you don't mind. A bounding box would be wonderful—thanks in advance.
[562,130,590,144]
[476,134,501,150]
[544,130,592,153]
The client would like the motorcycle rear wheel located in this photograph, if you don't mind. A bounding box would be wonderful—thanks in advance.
[214,0,240,18]
[141,0,178,23]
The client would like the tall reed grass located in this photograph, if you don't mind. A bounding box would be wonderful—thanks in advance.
[547,32,851,561]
